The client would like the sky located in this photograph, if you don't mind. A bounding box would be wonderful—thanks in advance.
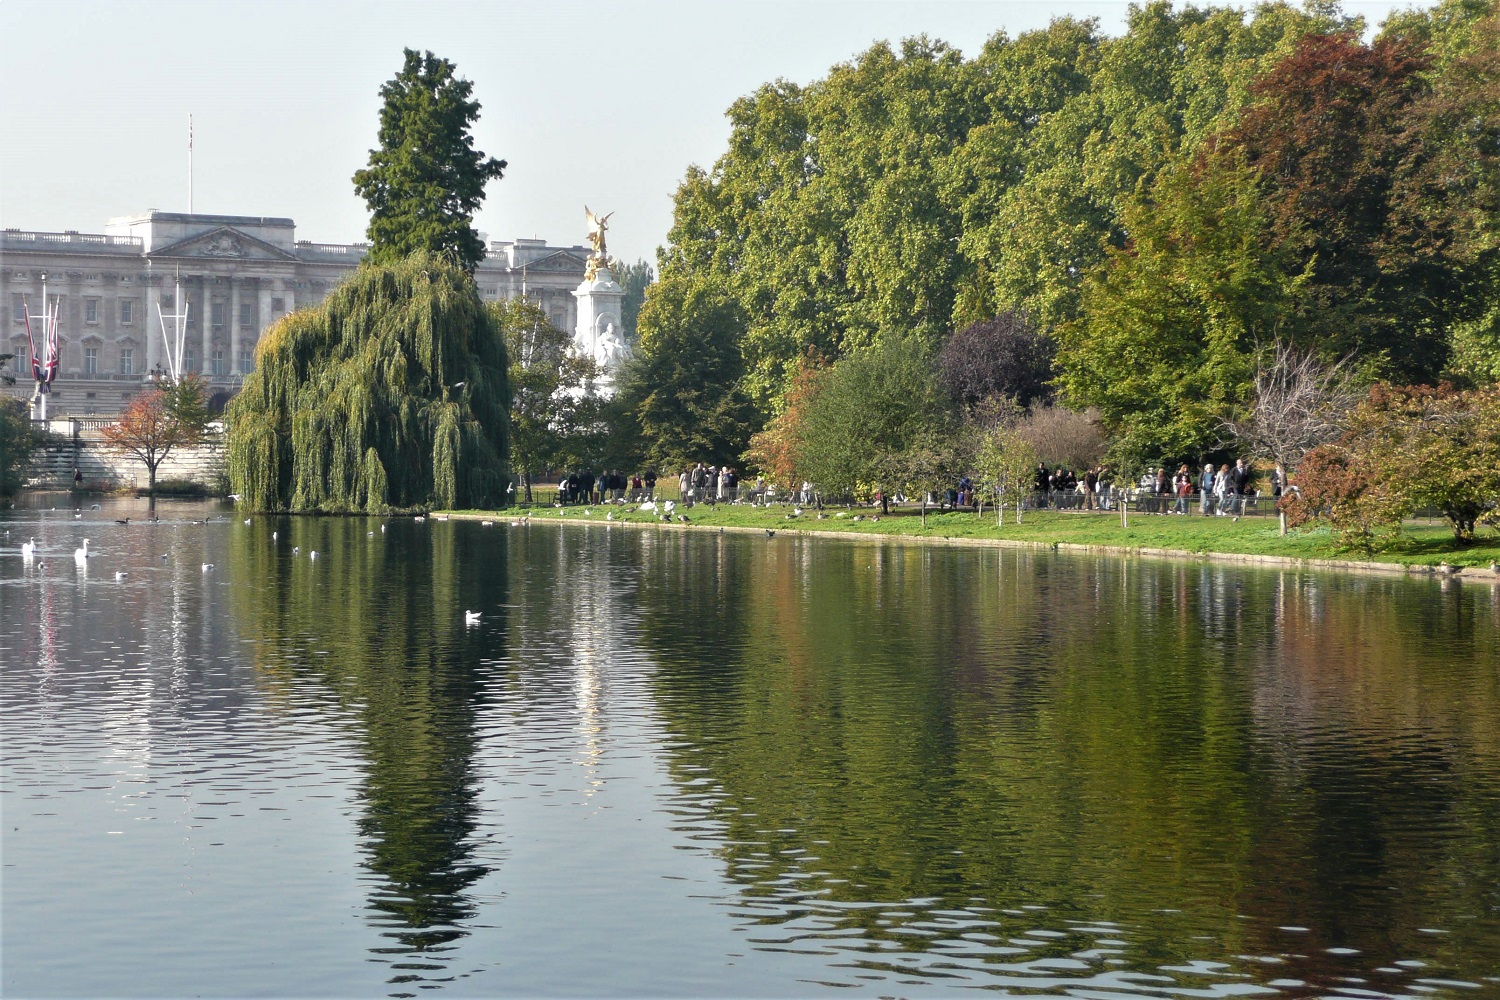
[1,0,1432,267]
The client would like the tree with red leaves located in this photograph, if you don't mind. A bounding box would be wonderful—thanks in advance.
[103,376,208,496]
[1230,31,1479,383]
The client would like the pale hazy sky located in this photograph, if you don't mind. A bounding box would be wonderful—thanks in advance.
[1,0,1427,266]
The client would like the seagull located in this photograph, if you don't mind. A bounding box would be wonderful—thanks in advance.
[380,525,386,533]
[792,507,803,517]
[227,494,243,501]
[292,546,300,555]
[74,539,90,564]
[202,563,214,572]
[115,571,128,580]
[73,512,82,519]
[244,518,252,525]
[481,520,494,526]
[677,515,690,524]
[606,512,615,521]
[506,482,515,494]
[272,531,278,540]
[464,610,481,625]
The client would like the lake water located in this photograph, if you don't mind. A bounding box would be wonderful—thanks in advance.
[3,497,1498,999]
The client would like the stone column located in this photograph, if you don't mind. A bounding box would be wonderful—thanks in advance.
[145,278,161,375]
[227,277,241,378]
[201,278,215,376]
[283,282,295,315]
[254,281,272,370]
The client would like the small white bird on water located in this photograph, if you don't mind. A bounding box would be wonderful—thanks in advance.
[202,563,214,572]
[244,518,251,525]
[309,550,318,560]
[464,610,481,625]
[115,571,128,580]
[74,539,90,564]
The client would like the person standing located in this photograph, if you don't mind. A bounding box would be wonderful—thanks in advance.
[1173,463,1192,514]
[1230,458,1252,515]
[1271,462,1285,500]
[644,468,657,500]
[1200,463,1216,516]
[1213,464,1231,515]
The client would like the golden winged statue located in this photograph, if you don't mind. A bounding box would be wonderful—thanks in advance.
[585,206,613,256]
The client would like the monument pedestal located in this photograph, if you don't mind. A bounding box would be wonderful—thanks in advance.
[572,265,627,396]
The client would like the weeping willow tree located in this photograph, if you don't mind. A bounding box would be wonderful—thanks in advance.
[226,254,510,512]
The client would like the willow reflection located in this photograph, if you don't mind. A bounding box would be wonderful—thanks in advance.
[227,517,507,991]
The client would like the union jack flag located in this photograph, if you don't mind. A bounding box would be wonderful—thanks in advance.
[23,297,59,391]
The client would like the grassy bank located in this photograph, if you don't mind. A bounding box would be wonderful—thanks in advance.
[451,500,1500,570]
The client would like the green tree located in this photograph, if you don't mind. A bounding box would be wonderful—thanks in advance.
[226,254,510,513]
[0,397,42,496]
[795,335,950,505]
[610,258,655,344]
[622,275,757,469]
[1056,151,1309,463]
[494,297,598,502]
[353,49,507,273]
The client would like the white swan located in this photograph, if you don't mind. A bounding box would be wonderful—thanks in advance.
[21,539,35,560]
[308,550,318,560]
[464,610,481,625]
[74,539,90,564]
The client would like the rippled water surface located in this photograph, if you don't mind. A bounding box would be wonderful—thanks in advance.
[3,497,1498,998]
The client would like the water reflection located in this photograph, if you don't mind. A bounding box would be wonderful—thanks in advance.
[225,516,506,994]
[638,537,1500,995]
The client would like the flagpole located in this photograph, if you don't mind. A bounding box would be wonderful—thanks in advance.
[188,115,194,214]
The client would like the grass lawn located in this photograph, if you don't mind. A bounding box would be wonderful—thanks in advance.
[450,499,1500,569]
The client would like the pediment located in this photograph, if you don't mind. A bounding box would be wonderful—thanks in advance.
[522,251,587,273]
[149,226,297,262]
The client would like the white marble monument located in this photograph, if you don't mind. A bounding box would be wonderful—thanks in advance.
[572,207,628,395]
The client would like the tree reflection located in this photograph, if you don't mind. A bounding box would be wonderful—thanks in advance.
[640,539,1500,989]
[226,518,506,994]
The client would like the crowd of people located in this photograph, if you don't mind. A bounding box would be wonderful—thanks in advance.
[550,457,1287,516]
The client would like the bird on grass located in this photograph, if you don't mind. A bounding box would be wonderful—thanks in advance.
[677,515,690,524]
[606,512,615,522]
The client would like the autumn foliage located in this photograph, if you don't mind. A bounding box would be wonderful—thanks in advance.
[102,375,209,495]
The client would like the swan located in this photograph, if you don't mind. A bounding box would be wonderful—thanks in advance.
[21,539,35,560]
[464,610,481,625]
[74,539,90,563]
[380,524,386,533]
[308,550,318,560]
[243,518,251,525]
[481,520,494,526]
[272,531,278,541]
[413,516,426,523]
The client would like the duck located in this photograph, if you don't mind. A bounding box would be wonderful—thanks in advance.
[74,539,90,564]
[115,518,130,525]
[464,610,481,625]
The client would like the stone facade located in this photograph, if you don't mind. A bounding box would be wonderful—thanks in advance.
[2,211,591,416]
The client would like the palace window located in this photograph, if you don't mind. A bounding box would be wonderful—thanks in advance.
[119,349,133,375]
[184,349,197,373]
[83,347,98,375]
[211,302,225,330]
[11,297,23,323]
[85,299,99,324]
[211,350,225,376]
[120,299,134,324]
[238,346,254,372]
[239,302,254,328]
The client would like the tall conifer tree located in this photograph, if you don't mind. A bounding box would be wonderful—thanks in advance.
[354,49,507,273]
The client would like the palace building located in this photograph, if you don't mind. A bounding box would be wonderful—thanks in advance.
[2,210,591,416]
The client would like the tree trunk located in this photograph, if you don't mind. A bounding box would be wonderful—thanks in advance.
[147,462,158,497]
[524,470,534,504]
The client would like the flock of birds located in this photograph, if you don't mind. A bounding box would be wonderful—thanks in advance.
[8,506,509,628]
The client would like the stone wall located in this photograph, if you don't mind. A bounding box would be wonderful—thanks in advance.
[26,431,226,492]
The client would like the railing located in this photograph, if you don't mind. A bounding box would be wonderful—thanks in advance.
[294,241,369,257]
[1,230,144,252]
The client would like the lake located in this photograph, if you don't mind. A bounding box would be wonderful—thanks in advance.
[3,496,1498,998]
